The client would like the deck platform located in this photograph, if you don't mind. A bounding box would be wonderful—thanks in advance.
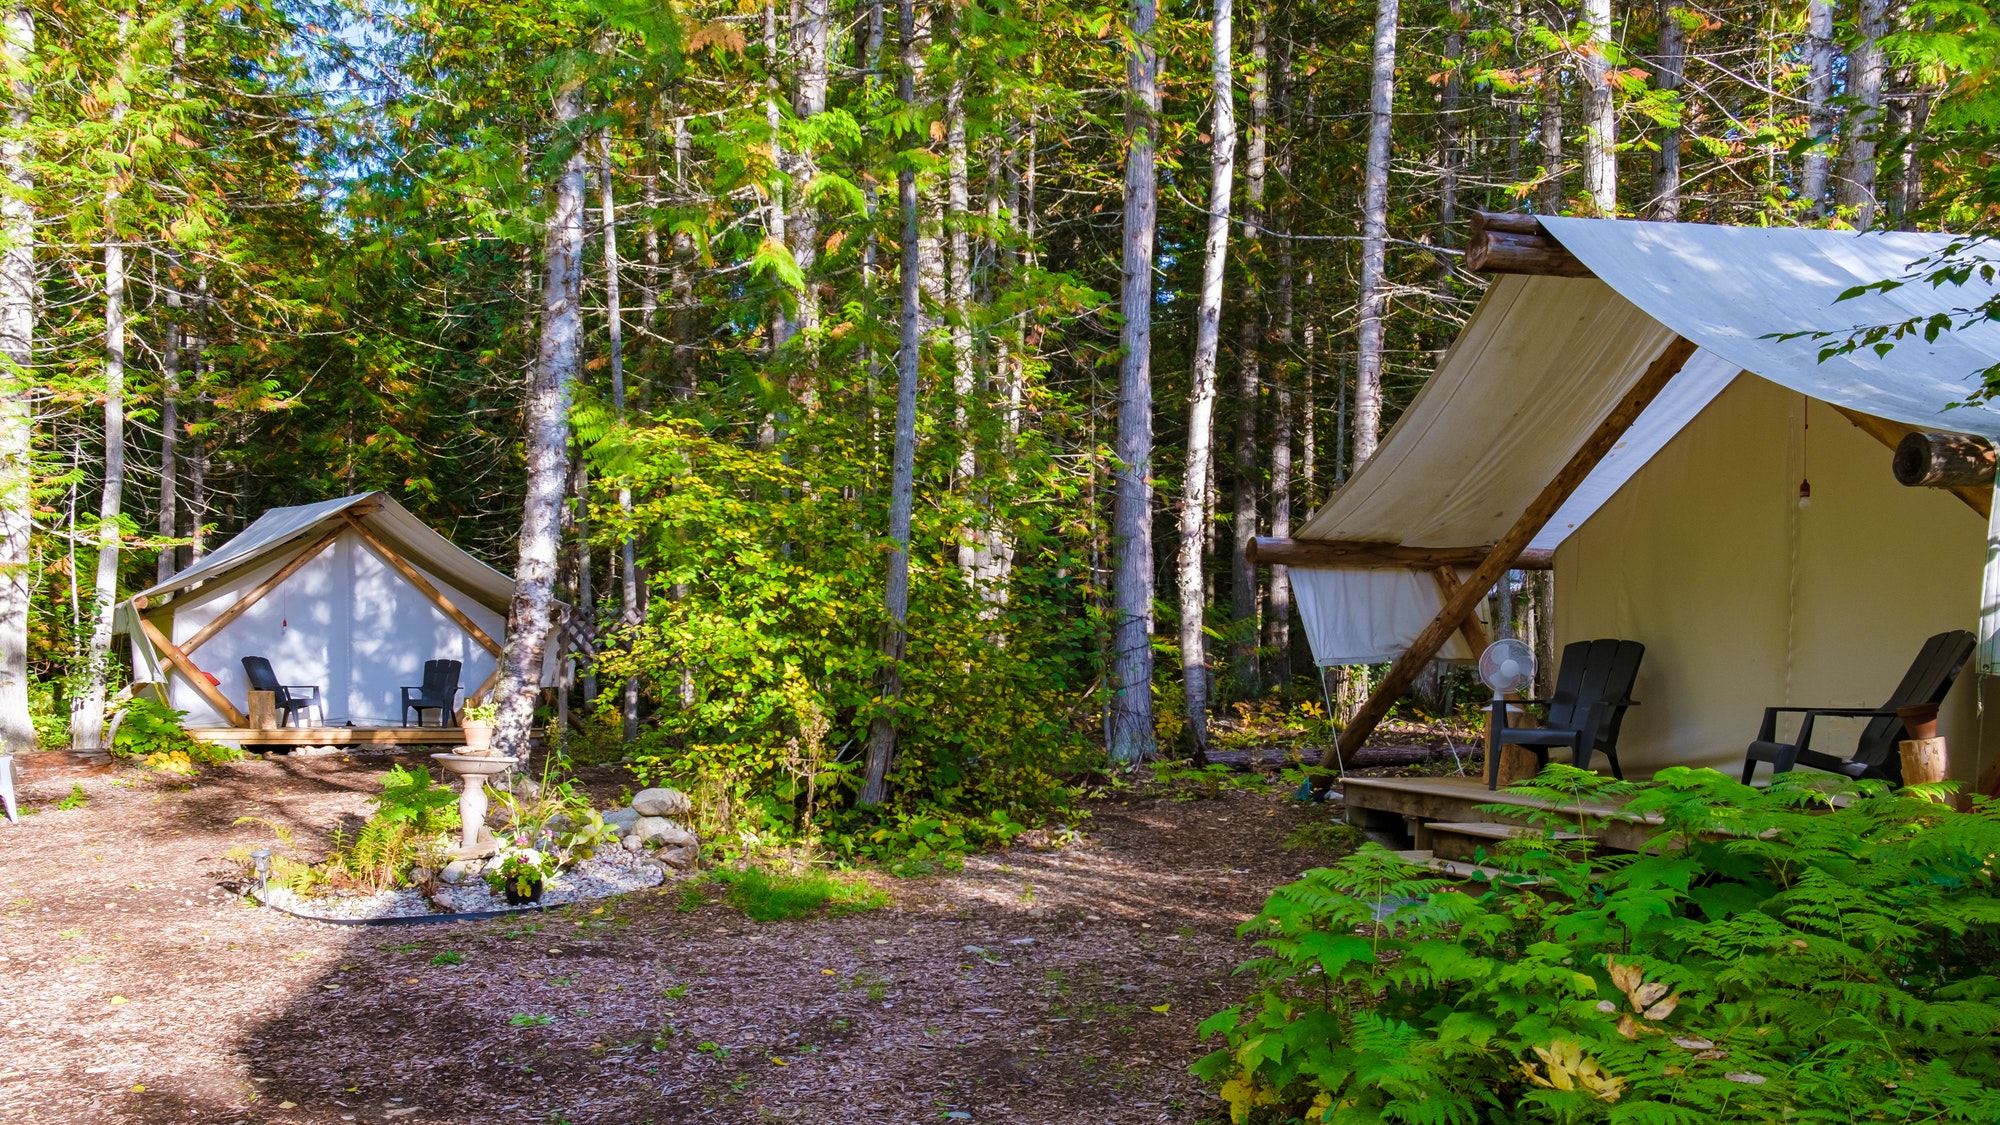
[185,726,467,748]
[1339,773,1663,853]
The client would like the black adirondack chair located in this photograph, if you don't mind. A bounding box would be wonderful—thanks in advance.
[1487,638,1645,790]
[241,656,322,727]
[1741,629,1975,785]
[401,659,464,727]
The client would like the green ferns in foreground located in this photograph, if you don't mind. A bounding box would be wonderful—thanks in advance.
[1196,766,2000,1123]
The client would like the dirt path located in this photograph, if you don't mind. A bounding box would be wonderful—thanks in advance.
[0,755,1326,1124]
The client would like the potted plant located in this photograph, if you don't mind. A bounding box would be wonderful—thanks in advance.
[460,701,498,754]
[485,841,556,905]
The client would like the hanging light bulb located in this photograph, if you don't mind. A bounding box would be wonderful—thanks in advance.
[1797,478,1812,510]
[1796,396,1812,510]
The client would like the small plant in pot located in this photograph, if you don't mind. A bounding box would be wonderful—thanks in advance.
[485,841,558,904]
[460,701,499,754]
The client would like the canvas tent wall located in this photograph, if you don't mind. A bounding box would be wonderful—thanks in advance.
[1287,218,2000,783]
[121,493,525,728]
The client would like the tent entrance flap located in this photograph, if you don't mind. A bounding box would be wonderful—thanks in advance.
[1292,568,1484,665]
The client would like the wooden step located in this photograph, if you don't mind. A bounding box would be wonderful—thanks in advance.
[1418,820,1586,864]
[1396,849,1543,887]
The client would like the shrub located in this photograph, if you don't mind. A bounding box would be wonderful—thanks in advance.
[111,696,240,770]
[1194,765,2000,1124]
[712,866,887,923]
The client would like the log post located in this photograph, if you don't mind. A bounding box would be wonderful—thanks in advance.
[1892,430,1995,489]
[247,691,277,730]
[1466,212,1594,278]
[1321,336,1698,772]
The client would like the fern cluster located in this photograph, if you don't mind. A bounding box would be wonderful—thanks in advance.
[1195,765,2000,1123]
[324,765,461,892]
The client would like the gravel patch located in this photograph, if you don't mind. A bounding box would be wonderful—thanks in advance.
[260,850,670,921]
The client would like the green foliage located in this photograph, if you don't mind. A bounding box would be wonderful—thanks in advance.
[373,765,460,835]
[56,784,87,810]
[28,682,67,752]
[110,696,239,771]
[508,1013,554,1028]
[711,866,888,923]
[1278,818,1365,858]
[430,951,464,966]
[1196,765,2000,1124]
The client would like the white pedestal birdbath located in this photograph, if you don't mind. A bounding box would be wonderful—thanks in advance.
[431,753,518,856]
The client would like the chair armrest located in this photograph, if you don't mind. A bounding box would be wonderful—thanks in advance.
[283,685,321,700]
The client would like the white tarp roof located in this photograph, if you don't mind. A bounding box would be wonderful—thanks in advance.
[128,491,515,615]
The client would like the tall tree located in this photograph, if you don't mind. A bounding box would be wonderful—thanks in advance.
[600,129,640,742]
[1838,0,1889,223]
[1353,0,1398,466]
[0,4,32,756]
[1800,0,1834,213]
[1580,0,1617,214]
[1178,0,1235,758]
[1229,2,1268,694]
[493,73,588,761]
[1648,0,1686,220]
[1108,0,1159,763]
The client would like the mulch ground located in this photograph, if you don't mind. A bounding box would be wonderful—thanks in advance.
[0,751,1338,1124]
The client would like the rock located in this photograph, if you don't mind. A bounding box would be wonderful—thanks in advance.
[512,775,542,800]
[633,816,697,848]
[602,807,640,836]
[440,859,479,884]
[476,823,495,844]
[631,787,692,818]
[657,844,698,870]
[543,812,574,836]
[622,833,644,852]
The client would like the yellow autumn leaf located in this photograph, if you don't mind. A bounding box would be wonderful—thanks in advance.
[1150,1003,1170,1013]
[821,969,835,975]
[769,1057,787,1066]
[130,1085,145,1092]
[109,996,127,1005]
[278,1101,297,1109]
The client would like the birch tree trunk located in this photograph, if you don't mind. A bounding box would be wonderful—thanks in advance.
[0,4,33,756]
[1538,55,1564,213]
[1579,0,1617,215]
[600,130,640,742]
[1838,0,1887,224]
[74,58,130,754]
[1230,3,1268,695]
[861,0,926,805]
[1107,0,1159,763]
[1178,0,1234,757]
[946,23,977,577]
[1648,0,1685,220]
[791,0,828,349]
[157,285,180,583]
[1353,0,1398,468]
[493,78,588,761]
[1800,0,1833,213]
[1266,40,1294,685]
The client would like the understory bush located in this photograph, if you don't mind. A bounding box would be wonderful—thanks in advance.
[111,696,240,772]
[1195,765,2000,1124]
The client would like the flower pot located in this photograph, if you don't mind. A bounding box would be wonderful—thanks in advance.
[503,876,543,905]
[461,719,495,754]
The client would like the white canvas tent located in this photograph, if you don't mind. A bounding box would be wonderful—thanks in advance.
[1286,218,2000,785]
[119,492,540,736]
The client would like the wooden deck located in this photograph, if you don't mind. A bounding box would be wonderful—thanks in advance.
[185,726,467,747]
[1338,773,1663,853]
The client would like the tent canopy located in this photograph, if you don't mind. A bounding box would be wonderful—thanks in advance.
[1290,219,2000,667]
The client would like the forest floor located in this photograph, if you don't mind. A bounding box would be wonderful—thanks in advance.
[0,747,1368,1125]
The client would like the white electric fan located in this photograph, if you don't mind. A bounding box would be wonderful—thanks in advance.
[1477,639,1536,776]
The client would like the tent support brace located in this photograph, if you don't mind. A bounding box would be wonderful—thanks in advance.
[1320,336,1699,774]
[343,514,505,657]
[1430,568,1492,655]
[179,525,346,657]
[1832,406,1992,520]
[137,615,249,727]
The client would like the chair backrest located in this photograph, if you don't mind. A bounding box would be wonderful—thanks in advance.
[241,656,280,694]
[1542,640,1593,729]
[423,659,462,697]
[1547,639,1619,731]
[1853,630,1977,772]
[1593,641,1646,749]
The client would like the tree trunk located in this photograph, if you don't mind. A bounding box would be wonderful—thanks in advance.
[1648,0,1685,220]
[1108,0,1160,764]
[157,281,180,583]
[599,129,641,743]
[1179,0,1234,758]
[1266,37,1294,687]
[1538,53,1564,214]
[791,0,828,350]
[1439,0,1464,239]
[1579,0,1616,215]
[1354,0,1398,469]
[0,4,33,756]
[1838,0,1888,224]
[638,110,659,409]
[493,77,588,762]
[1801,0,1833,213]
[1230,2,1268,695]
[861,0,926,805]
[946,22,977,576]
[75,57,130,754]
[671,117,697,402]
[763,1,792,349]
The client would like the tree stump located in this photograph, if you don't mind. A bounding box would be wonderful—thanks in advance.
[1899,737,1948,788]
[247,691,277,730]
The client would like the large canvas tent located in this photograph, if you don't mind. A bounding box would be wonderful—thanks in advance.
[119,492,534,736]
[1280,217,2000,786]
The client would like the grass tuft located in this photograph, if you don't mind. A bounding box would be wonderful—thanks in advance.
[1280,818,1365,857]
[713,867,887,923]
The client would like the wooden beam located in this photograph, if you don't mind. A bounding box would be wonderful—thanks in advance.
[1466,212,1594,278]
[465,666,500,707]
[343,514,504,657]
[1831,406,1991,519]
[1893,430,1995,488]
[136,615,249,727]
[1323,337,1700,770]
[1431,567,1492,656]
[185,726,467,747]
[179,525,345,656]
[1247,536,1555,571]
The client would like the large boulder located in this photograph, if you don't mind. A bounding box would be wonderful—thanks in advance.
[601,807,641,836]
[633,816,697,848]
[657,844,698,870]
[631,787,692,818]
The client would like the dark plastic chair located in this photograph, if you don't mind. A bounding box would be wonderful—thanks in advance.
[401,659,463,727]
[1487,638,1644,789]
[1742,630,1975,785]
[241,656,322,727]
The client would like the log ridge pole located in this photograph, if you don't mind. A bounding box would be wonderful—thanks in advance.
[1321,336,1699,771]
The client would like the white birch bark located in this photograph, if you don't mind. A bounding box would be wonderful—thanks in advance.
[1107,0,1159,763]
[1178,0,1234,756]
[1579,0,1616,215]
[0,4,33,755]
[790,0,828,349]
[1229,4,1267,694]
[1354,0,1398,468]
[494,78,588,761]
[600,130,640,742]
